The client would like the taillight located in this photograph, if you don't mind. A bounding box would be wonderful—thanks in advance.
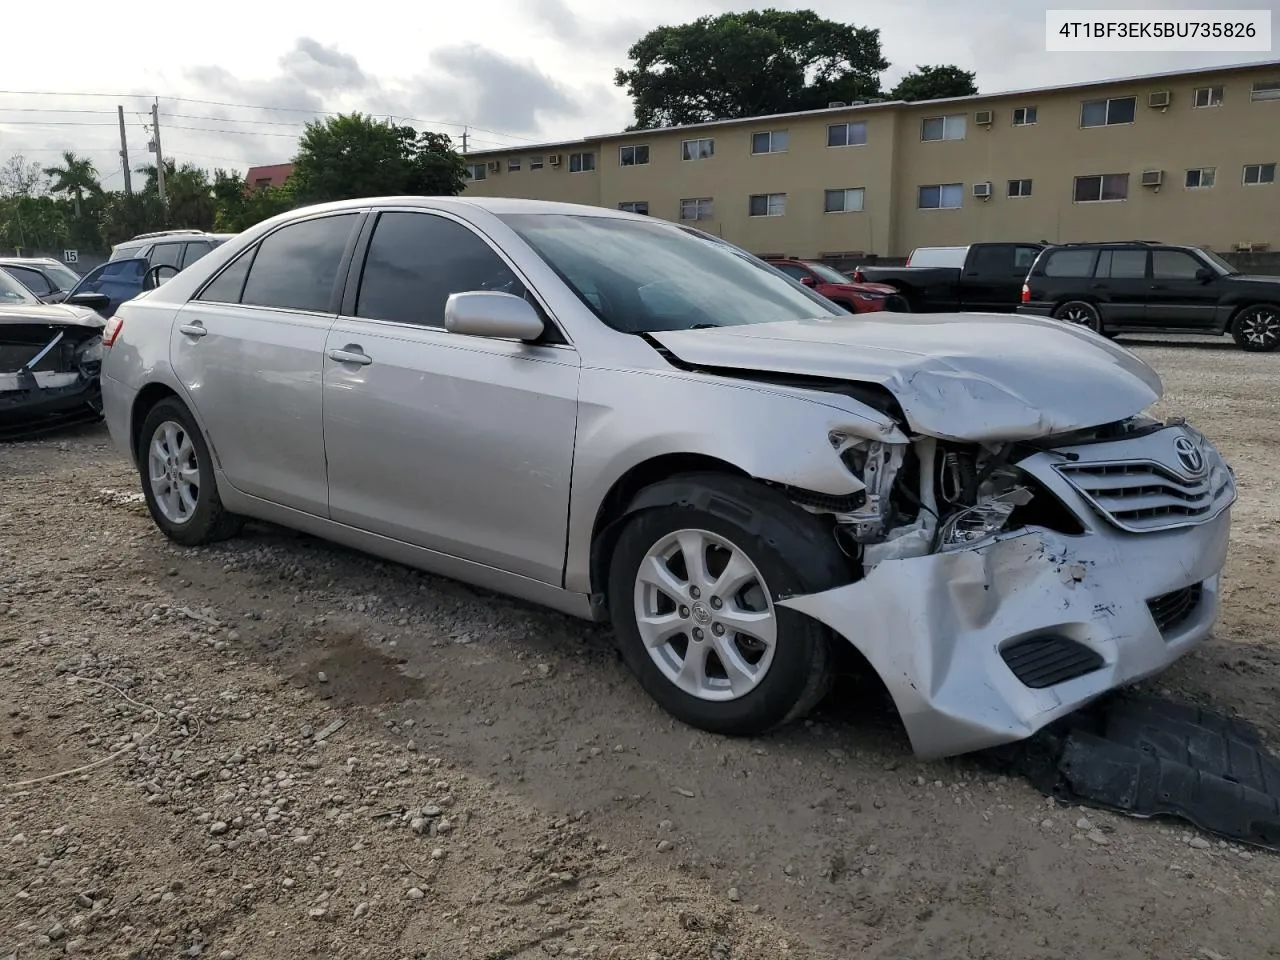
[852,269,866,282]
[1020,283,1031,303]
[102,315,124,347]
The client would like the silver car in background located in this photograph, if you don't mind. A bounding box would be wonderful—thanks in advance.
[99,198,1235,759]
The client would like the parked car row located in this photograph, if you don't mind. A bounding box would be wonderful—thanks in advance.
[848,240,1280,352]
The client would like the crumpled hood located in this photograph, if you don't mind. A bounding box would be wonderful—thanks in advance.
[0,302,104,329]
[649,312,1164,442]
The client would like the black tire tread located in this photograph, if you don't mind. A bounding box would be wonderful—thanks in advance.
[1230,304,1280,353]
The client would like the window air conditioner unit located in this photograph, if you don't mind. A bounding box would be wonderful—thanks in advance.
[974,110,994,125]
[1140,169,1163,187]
[1148,90,1171,108]
[548,154,562,166]
[1234,241,1270,252]
[828,101,847,108]
[972,181,993,198]
[486,160,501,173]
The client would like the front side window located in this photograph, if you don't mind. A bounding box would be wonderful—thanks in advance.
[826,122,867,147]
[824,187,865,213]
[355,212,524,328]
[1080,96,1137,127]
[918,183,963,209]
[681,138,715,161]
[679,198,714,221]
[238,214,358,312]
[748,193,786,217]
[619,145,649,166]
[498,212,843,335]
[45,262,82,291]
[1152,249,1204,280]
[921,114,966,141]
[1074,173,1129,202]
[569,152,596,173]
[751,130,789,154]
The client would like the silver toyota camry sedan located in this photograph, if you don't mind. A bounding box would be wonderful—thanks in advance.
[99,197,1235,759]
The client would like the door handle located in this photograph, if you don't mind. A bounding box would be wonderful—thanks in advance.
[1150,284,1168,290]
[178,322,207,338]
[328,347,372,366]
[1089,283,1106,289]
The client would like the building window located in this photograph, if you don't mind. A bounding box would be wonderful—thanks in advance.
[823,188,865,213]
[1185,167,1216,189]
[1244,163,1277,185]
[1074,173,1129,202]
[465,163,486,181]
[679,197,714,220]
[529,156,544,170]
[1080,96,1137,127]
[619,145,649,166]
[748,193,786,217]
[1012,106,1038,126]
[568,152,596,173]
[681,138,715,161]
[918,183,963,209]
[1250,80,1280,102]
[618,202,649,214]
[751,130,789,154]
[1007,178,1033,198]
[1193,86,1224,108]
[921,114,967,141]
[507,157,521,172]
[826,122,867,147]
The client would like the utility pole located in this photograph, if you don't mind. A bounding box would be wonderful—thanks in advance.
[117,105,133,196]
[151,98,166,204]
[461,127,468,155]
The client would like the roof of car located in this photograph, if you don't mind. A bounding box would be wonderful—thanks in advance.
[276,196,647,220]
[0,256,63,266]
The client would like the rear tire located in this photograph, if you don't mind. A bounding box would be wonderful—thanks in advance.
[1054,300,1103,334]
[606,474,851,736]
[137,397,244,546]
[1231,304,1280,352]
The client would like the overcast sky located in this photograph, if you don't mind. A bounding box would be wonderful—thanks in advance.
[2,0,1276,187]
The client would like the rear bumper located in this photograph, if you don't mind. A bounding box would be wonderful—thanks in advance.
[101,372,138,463]
[1016,303,1055,319]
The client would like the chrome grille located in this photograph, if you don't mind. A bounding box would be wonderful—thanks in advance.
[1053,458,1233,533]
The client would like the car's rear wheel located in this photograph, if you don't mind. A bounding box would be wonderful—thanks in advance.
[606,474,850,736]
[884,294,911,313]
[1231,304,1280,352]
[1054,300,1103,333]
[138,397,244,546]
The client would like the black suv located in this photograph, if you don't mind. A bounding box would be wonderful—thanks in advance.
[1018,241,1280,352]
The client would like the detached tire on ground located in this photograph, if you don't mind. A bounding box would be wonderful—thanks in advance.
[137,397,244,546]
[606,473,852,736]
[1231,304,1280,352]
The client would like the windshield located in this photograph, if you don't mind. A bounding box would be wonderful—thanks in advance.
[45,263,82,290]
[498,213,842,333]
[0,268,40,305]
[806,262,852,284]
[1198,248,1240,275]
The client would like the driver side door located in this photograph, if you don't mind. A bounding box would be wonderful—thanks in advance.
[322,209,581,586]
[66,258,149,315]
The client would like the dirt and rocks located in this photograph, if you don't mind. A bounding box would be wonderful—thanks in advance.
[2,336,1279,960]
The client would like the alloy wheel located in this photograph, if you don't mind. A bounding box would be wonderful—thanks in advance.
[1238,307,1280,348]
[147,420,201,525]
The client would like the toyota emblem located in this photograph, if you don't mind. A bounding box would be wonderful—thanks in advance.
[1173,435,1204,474]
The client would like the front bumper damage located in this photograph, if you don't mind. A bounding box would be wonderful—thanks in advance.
[0,325,104,436]
[780,425,1235,760]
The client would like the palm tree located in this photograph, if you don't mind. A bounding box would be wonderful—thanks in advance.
[135,159,216,230]
[42,151,101,218]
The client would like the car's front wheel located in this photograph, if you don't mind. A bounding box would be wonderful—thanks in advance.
[1231,304,1280,352]
[606,474,851,736]
[138,397,244,546]
[1054,300,1103,333]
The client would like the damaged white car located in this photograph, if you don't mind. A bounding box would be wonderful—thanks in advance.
[99,198,1235,759]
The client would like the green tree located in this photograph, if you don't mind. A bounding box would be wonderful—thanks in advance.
[99,191,166,246]
[289,113,466,204]
[889,64,978,101]
[42,151,102,218]
[0,195,68,253]
[211,168,297,232]
[614,9,889,128]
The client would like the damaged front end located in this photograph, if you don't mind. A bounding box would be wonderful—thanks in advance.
[777,415,1236,760]
[0,321,105,436]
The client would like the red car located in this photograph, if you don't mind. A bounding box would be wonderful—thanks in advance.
[765,258,909,314]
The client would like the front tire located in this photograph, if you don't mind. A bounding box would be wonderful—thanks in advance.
[606,474,851,736]
[137,397,244,546]
[1054,300,1103,333]
[1231,304,1280,352]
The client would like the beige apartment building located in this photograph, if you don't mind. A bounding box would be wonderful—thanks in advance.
[461,61,1280,260]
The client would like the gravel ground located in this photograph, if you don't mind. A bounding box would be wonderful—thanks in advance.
[2,336,1279,959]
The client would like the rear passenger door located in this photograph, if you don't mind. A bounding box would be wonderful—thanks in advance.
[170,211,363,517]
[322,209,581,585]
[1090,248,1150,327]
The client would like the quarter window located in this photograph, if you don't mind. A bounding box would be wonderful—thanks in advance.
[1193,86,1224,108]
[823,187,865,213]
[826,122,867,147]
[1185,167,1216,189]
[921,115,966,141]
[239,214,358,312]
[1007,179,1033,198]
[751,130,789,154]
[918,183,963,209]
[1244,162,1276,185]
[619,145,650,166]
[681,138,715,161]
[197,250,255,304]
[748,193,786,217]
[1012,106,1038,125]
[182,241,215,267]
[1080,96,1136,127]
[1073,173,1129,202]
[568,152,596,173]
[679,198,714,221]
[355,212,525,328]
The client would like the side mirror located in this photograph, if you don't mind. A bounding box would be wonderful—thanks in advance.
[66,291,111,311]
[445,291,545,341]
[799,275,816,286]
[1195,267,1215,283]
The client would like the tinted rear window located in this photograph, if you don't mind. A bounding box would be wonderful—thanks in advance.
[1042,249,1096,278]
